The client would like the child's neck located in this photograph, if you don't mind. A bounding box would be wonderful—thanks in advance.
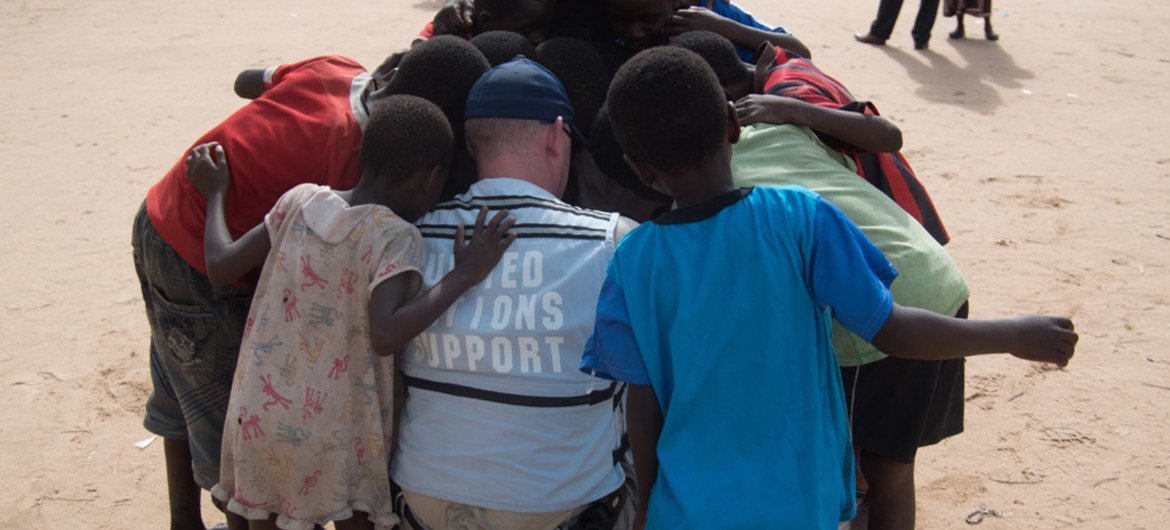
[343,175,382,207]
[670,159,737,209]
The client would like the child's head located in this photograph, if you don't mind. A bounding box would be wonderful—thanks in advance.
[671,30,752,100]
[604,0,673,51]
[361,95,453,221]
[535,37,611,135]
[471,30,538,67]
[607,47,735,194]
[473,0,557,45]
[376,36,491,138]
[587,106,667,200]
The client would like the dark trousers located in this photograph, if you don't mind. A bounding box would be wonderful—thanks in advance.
[868,0,941,44]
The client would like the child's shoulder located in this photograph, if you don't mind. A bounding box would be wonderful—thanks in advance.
[746,185,823,216]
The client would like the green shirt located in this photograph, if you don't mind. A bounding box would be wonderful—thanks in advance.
[730,123,969,365]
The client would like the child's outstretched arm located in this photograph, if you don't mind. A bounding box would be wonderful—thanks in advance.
[627,383,663,530]
[368,207,516,356]
[734,94,904,153]
[871,305,1078,366]
[234,69,269,100]
[666,7,811,59]
[186,142,272,287]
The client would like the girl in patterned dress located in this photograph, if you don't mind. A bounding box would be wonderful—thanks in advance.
[185,95,516,530]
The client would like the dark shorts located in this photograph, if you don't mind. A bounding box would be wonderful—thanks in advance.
[839,303,969,464]
[132,204,252,489]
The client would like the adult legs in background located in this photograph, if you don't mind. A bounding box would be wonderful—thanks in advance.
[909,0,941,48]
[856,0,941,48]
[856,0,905,44]
[983,0,999,40]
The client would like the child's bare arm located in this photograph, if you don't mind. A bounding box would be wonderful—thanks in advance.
[368,207,516,356]
[627,383,663,530]
[734,94,904,153]
[186,142,272,287]
[666,7,811,59]
[234,69,269,100]
[871,305,1078,366]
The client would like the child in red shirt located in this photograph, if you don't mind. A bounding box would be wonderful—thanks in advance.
[132,38,489,530]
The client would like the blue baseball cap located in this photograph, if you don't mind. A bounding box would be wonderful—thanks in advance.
[465,56,588,145]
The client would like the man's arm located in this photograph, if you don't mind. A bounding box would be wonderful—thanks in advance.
[186,143,271,286]
[734,94,903,153]
[871,305,1078,366]
[627,383,662,530]
[234,68,269,100]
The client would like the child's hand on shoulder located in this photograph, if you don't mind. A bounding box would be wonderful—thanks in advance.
[185,142,231,199]
[451,206,517,286]
[1008,315,1078,367]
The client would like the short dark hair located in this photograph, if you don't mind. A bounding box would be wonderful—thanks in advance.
[670,30,749,88]
[361,95,453,184]
[471,30,537,66]
[475,0,528,19]
[607,47,727,172]
[536,37,611,134]
[384,36,491,133]
[588,106,670,201]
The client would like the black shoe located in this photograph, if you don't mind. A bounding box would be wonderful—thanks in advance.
[914,40,929,50]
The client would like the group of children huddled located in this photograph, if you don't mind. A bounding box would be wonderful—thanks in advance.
[133,1,1077,529]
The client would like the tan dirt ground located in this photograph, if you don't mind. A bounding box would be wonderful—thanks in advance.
[0,0,1166,527]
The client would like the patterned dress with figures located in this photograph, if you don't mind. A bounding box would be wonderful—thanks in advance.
[212,184,422,530]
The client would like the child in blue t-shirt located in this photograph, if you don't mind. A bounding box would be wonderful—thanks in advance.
[583,47,1078,529]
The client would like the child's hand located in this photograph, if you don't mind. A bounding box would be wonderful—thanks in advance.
[185,142,231,199]
[1008,316,1078,367]
[734,94,805,127]
[452,206,517,285]
[432,0,474,36]
[664,7,732,37]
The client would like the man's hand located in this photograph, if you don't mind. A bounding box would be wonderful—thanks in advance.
[185,142,231,199]
[1008,316,1078,367]
[452,206,517,285]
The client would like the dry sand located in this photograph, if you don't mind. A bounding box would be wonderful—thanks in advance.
[0,0,1167,527]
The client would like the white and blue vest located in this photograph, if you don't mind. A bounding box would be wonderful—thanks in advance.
[391,178,625,512]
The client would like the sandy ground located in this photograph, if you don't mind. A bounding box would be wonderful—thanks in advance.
[0,0,1167,528]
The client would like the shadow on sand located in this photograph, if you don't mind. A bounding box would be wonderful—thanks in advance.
[876,38,1034,113]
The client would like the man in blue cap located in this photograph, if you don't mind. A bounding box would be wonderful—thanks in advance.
[391,56,638,530]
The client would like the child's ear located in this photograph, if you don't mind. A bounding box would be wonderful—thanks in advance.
[725,101,741,144]
[477,10,495,29]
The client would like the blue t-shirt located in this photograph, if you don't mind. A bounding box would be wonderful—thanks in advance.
[580,186,896,529]
[708,1,790,62]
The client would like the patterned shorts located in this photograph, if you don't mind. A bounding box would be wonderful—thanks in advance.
[132,204,253,489]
